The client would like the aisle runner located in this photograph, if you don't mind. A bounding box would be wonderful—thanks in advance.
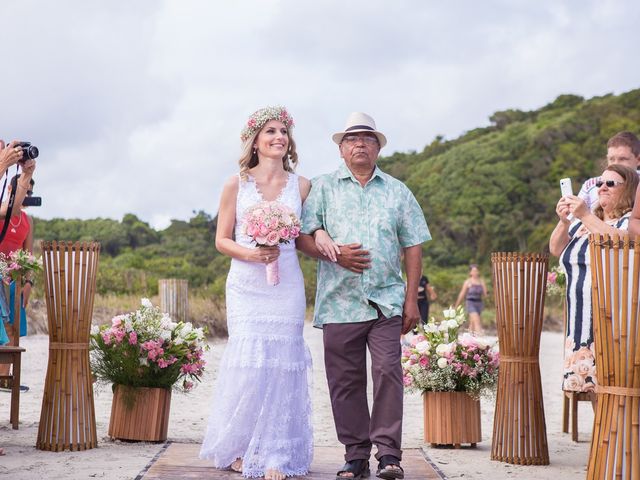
[138,442,444,479]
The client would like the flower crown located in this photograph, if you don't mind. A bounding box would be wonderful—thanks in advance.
[240,106,295,143]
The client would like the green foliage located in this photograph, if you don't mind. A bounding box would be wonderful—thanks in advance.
[30,89,640,307]
[398,89,640,270]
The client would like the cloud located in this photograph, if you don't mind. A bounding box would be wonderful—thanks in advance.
[0,0,638,229]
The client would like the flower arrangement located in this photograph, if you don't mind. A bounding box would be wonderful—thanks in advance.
[242,200,301,285]
[240,106,294,143]
[0,249,42,284]
[90,299,208,392]
[546,265,567,297]
[402,306,499,399]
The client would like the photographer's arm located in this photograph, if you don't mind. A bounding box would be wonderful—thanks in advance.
[0,140,23,171]
[0,159,35,218]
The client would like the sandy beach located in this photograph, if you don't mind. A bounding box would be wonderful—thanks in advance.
[1,326,593,479]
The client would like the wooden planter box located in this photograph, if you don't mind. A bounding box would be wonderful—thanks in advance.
[423,391,481,447]
[108,385,172,442]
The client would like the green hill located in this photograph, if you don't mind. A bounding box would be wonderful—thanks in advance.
[32,88,640,304]
[380,89,640,266]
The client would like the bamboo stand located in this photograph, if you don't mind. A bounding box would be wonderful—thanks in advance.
[587,234,640,479]
[159,278,188,323]
[36,241,100,452]
[490,252,549,465]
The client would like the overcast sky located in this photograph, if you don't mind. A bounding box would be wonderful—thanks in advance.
[1,0,638,229]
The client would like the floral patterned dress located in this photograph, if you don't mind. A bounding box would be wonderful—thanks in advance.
[560,213,630,392]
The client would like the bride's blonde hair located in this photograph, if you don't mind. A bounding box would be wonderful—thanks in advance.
[238,106,298,180]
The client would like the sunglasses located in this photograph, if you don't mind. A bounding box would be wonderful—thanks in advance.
[595,180,624,188]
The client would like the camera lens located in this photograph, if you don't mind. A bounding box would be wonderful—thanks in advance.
[26,145,39,159]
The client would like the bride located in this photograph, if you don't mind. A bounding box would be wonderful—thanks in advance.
[199,106,313,479]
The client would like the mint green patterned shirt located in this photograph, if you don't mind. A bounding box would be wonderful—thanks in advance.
[301,163,431,327]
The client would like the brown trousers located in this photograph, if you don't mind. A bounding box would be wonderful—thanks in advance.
[323,306,403,462]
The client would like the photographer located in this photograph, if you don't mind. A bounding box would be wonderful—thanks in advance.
[0,140,36,393]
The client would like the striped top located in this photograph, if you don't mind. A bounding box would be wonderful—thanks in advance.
[560,213,631,347]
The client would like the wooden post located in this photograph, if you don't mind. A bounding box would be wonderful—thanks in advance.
[490,252,550,465]
[586,234,640,479]
[36,241,100,452]
[159,279,188,323]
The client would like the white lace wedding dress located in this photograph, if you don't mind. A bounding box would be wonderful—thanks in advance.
[200,173,313,478]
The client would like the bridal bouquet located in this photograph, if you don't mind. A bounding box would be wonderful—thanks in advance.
[402,306,499,399]
[0,249,42,284]
[241,200,301,285]
[90,299,208,392]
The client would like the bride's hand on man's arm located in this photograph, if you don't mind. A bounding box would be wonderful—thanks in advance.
[313,230,341,262]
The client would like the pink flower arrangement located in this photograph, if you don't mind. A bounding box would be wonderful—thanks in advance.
[90,299,208,392]
[546,265,567,297]
[402,307,499,399]
[0,248,42,284]
[242,200,301,285]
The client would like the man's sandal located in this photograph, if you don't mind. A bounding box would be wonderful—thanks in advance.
[336,459,370,479]
[376,455,404,479]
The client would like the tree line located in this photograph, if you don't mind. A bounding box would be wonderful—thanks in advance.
[32,89,640,304]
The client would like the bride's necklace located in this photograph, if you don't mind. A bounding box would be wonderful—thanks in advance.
[9,213,22,233]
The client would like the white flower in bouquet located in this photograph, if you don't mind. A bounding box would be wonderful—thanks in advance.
[436,343,453,356]
[438,322,450,332]
[193,327,205,340]
[443,307,456,319]
[447,319,459,329]
[180,322,193,336]
[415,341,430,354]
[141,298,153,309]
[160,329,172,341]
[437,357,448,369]
[425,323,438,333]
[90,325,100,335]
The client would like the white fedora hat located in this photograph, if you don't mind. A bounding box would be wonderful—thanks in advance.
[332,112,387,148]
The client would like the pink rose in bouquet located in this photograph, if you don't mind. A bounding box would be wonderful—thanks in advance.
[242,200,301,285]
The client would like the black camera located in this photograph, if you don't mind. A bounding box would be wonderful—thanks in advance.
[14,141,39,161]
[22,196,41,207]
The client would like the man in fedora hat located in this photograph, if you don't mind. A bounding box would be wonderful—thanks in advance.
[298,112,430,480]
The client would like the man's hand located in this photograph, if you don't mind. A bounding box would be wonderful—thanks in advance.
[402,300,420,335]
[336,243,371,273]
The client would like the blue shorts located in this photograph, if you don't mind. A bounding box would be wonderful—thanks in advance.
[466,299,483,315]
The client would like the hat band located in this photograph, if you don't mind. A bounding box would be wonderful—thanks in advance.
[345,125,375,132]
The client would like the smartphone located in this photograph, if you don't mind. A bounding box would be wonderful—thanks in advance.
[559,178,574,220]
[559,178,573,198]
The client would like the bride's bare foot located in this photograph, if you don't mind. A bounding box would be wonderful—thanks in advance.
[230,458,243,472]
[265,468,286,480]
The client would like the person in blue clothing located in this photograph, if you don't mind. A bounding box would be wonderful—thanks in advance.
[454,264,488,335]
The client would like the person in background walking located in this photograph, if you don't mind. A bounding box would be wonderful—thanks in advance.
[454,264,487,335]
